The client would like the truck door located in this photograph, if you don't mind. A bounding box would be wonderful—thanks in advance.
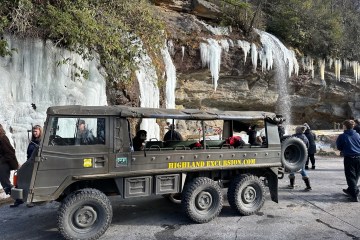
[31,116,109,202]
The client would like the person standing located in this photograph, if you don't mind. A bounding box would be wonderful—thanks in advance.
[303,123,317,170]
[336,119,360,202]
[288,126,312,191]
[354,119,360,134]
[27,125,42,160]
[10,124,43,208]
[0,124,19,196]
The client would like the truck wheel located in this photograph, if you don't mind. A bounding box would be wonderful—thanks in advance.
[57,188,112,240]
[227,175,265,216]
[182,177,223,223]
[281,137,308,172]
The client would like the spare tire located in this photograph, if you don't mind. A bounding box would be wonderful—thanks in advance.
[281,137,308,172]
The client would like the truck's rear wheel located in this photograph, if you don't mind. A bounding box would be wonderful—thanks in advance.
[182,177,223,223]
[57,188,112,240]
[227,175,265,216]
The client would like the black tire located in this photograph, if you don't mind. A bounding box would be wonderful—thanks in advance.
[281,137,308,172]
[182,177,223,223]
[227,175,266,216]
[57,188,112,240]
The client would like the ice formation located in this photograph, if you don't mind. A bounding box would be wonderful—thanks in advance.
[318,59,325,80]
[0,35,107,165]
[251,43,258,72]
[199,39,222,91]
[237,40,251,64]
[335,59,342,81]
[134,41,160,140]
[181,46,185,62]
[161,41,177,110]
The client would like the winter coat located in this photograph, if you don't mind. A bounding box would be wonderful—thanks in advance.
[0,134,19,170]
[304,129,317,154]
[336,129,360,157]
[293,133,309,148]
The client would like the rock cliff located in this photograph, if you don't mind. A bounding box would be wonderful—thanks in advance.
[150,0,360,129]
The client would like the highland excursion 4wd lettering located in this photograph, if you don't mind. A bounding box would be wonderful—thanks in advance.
[168,159,256,169]
[11,106,307,240]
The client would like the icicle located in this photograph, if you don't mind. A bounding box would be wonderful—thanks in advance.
[200,42,209,68]
[335,59,341,81]
[167,40,175,56]
[161,41,177,110]
[251,43,258,72]
[228,39,234,48]
[318,59,325,80]
[353,61,359,83]
[181,46,185,62]
[220,39,230,53]
[237,40,251,64]
[199,39,222,91]
[329,58,333,69]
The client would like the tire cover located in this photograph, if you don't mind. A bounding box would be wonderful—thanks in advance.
[281,137,308,172]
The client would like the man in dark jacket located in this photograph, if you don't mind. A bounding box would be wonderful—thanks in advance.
[336,119,360,202]
[163,124,183,141]
[304,123,317,170]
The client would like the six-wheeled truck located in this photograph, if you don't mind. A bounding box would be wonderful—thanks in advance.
[11,106,307,239]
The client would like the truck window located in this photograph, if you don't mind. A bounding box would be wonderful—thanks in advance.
[48,117,106,146]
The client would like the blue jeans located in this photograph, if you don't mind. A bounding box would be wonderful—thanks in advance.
[289,165,308,178]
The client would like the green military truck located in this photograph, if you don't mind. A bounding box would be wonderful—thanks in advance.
[11,105,306,240]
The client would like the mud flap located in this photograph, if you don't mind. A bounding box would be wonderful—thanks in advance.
[267,168,279,203]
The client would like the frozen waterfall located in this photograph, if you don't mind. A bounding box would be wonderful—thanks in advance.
[134,43,160,141]
[256,30,299,125]
[0,35,107,166]
[161,42,177,110]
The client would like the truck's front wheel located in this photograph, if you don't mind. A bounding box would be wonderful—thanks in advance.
[182,177,223,223]
[227,175,265,216]
[57,188,112,240]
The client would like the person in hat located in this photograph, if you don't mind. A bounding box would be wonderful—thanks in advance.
[303,123,317,170]
[133,130,147,151]
[288,126,312,191]
[75,120,95,145]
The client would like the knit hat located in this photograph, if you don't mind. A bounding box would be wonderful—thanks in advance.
[303,123,310,130]
[295,126,306,134]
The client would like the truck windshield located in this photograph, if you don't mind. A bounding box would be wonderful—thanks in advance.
[48,117,105,146]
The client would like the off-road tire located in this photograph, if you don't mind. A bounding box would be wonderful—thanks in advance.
[281,137,308,172]
[227,175,265,216]
[57,188,112,240]
[182,177,223,223]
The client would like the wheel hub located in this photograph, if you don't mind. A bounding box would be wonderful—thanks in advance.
[73,206,98,228]
[242,186,256,204]
[196,191,213,210]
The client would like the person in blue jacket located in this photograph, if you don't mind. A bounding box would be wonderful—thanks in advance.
[336,119,360,202]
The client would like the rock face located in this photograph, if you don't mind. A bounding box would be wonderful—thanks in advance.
[150,0,360,130]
